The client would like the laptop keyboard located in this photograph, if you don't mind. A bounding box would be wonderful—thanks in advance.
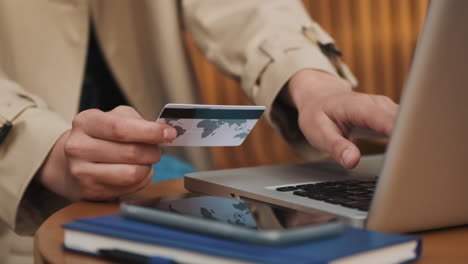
[275,178,377,211]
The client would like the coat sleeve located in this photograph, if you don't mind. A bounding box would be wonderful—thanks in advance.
[182,0,357,160]
[0,77,71,235]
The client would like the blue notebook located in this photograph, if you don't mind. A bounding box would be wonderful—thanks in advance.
[63,214,422,264]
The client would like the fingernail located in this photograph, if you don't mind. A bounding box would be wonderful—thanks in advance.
[341,148,355,167]
[163,128,177,141]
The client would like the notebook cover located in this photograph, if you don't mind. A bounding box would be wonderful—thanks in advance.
[63,214,422,264]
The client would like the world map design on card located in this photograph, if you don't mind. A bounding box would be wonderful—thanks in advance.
[156,104,265,146]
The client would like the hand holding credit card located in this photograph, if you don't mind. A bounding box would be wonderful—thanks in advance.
[156,104,265,146]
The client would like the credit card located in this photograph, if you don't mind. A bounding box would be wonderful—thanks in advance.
[155,104,265,146]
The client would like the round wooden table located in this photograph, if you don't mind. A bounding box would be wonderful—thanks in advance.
[35,179,468,263]
[35,179,187,264]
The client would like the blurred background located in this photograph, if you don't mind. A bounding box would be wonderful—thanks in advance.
[183,0,429,170]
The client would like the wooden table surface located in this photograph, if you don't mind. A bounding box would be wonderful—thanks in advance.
[35,179,468,264]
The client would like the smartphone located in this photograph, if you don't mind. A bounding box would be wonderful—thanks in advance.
[120,194,344,246]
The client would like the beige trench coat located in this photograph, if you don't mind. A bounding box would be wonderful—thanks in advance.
[0,0,355,263]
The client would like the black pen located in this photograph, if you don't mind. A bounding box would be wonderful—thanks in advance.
[98,249,179,264]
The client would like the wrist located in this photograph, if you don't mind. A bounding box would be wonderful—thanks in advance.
[287,69,352,111]
[35,130,79,201]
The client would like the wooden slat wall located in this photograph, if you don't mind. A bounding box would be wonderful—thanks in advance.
[303,0,428,99]
[184,0,429,170]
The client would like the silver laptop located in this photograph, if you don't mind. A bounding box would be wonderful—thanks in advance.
[185,0,468,233]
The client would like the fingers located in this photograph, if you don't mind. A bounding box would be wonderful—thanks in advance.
[62,106,171,201]
[70,162,152,187]
[108,105,144,119]
[70,162,154,200]
[301,112,361,169]
[73,107,177,143]
[64,132,162,165]
[340,94,399,136]
[288,70,399,168]
[368,95,399,134]
[299,93,398,169]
